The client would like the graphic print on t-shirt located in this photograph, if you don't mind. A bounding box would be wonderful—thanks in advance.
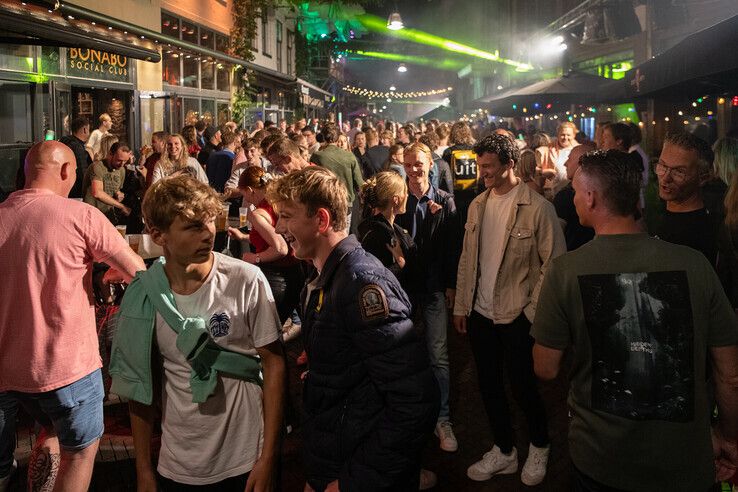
[578,271,694,422]
[209,312,231,338]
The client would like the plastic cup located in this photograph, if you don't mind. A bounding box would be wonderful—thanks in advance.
[239,207,249,228]
[128,235,140,254]
[115,225,127,238]
[216,203,230,231]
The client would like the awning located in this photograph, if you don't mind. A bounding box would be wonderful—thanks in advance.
[597,14,738,102]
[478,71,610,116]
[0,0,160,62]
[419,105,459,122]
[297,78,332,98]
[296,78,332,107]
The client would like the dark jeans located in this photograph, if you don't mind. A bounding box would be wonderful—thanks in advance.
[467,310,549,453]
[159,472,249,491]
[261,263,304,324]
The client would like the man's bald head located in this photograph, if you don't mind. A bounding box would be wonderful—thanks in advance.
[565,141,595,180]
[24,141,77,195]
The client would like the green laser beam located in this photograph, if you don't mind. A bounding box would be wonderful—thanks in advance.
[347,50,467,71]
[356,14,533,71]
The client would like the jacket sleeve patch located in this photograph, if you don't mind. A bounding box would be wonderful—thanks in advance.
[359,284,389,321]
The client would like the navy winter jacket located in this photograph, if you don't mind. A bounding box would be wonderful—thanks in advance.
[300,236,439,491]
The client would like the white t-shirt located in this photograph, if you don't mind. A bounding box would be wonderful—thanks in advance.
[474,183,519,319]
[553,147,573,181]
[152,157,209,185]
[86,129,109,158]
[155,253,280,485]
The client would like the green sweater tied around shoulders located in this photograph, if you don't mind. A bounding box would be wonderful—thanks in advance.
[109,257,262,404]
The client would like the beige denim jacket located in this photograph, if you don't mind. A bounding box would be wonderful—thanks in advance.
[453,183,566,324]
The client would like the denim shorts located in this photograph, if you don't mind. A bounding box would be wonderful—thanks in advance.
[0,370,104,459]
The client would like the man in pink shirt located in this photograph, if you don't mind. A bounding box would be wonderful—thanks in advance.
[0,141,144,491]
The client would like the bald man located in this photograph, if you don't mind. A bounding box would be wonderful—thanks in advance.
[552,142,596,250]
[0,141,145,491]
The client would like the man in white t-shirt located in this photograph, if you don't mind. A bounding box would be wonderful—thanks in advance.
[113,175,285,491]
[86,113,112,160]
[453,134,566,487]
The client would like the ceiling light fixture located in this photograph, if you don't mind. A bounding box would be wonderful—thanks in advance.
[387,11,404,31]
[397,63,407,73]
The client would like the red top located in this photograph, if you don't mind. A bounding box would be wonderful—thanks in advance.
[188,144,201,158]
[250,199,298,266]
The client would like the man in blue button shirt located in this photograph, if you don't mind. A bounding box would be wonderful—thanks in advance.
[396,142,462,454]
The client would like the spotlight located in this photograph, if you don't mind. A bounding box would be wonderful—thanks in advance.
[397,64,407,73]
[387,11,404,31]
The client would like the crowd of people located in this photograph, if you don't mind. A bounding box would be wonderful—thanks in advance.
[1,110,738,492]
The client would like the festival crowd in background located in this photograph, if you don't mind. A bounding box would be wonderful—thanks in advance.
[1,110,738,492]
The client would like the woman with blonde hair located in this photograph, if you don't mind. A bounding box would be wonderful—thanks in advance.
[357,171,416,294]
[516,149,544,195]
[151,133,208,185]
[703,136,738,217]
[540,121,579,197]
[716,137,738,308]
[95,134,120,162]
[336,133,351,151]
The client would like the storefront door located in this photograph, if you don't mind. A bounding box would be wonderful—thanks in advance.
[71,87,132,144]
[51,81,71,138]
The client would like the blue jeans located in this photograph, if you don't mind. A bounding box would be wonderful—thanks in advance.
[0,370,104,477]
[419,291,450,422]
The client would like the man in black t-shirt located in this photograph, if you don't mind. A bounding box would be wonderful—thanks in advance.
[197,126,221,168]
[553,142,595,250]
[59,116,92,198]
[647,132,718,265]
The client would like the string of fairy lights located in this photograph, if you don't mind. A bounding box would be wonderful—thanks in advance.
[342,84,453,100]
[459,94,735,128]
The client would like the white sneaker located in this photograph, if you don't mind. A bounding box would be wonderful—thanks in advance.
[521,443,550,486]
[0,459,17,492]
[419,468,437,490]
[434,421,458,452]
[467,445,517,482]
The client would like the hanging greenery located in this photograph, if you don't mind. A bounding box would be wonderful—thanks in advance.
[231,0,274,62]
[231,67,259,125]
[295,27,309,77]
[231,1,381,62]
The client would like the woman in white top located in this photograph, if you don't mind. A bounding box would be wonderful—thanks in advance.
[540,121,579,197]
[151,134,209,185]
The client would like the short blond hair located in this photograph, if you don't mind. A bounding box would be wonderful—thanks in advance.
[142,174,222,231]
[361,171,406,210]
[404,142,433,161]
[557,121,578,135]
[266,167,348,232]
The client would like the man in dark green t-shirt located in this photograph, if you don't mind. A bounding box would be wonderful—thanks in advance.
[82,141,131,222]
[532,150,738,492]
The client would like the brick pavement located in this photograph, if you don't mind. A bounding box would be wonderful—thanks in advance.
[7,325,574,491]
